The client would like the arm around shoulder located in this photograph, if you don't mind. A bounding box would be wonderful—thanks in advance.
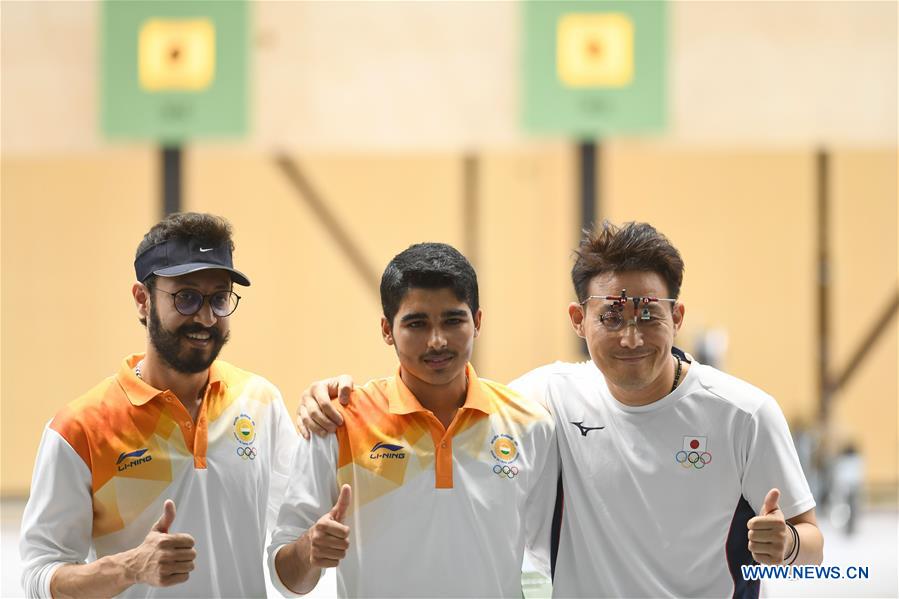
[508,365,556,412]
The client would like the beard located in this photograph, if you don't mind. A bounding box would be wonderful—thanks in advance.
[147,302,229,374]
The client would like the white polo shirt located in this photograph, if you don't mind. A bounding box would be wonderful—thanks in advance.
[510,357,815,599]
[20,354,298,598]
[268,364,558,598]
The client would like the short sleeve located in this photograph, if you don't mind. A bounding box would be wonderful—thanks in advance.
[741,398,816,519]
[523,421,559,578]
[266,433,339,597]
[266,389,301,533]
[508,365,555,412]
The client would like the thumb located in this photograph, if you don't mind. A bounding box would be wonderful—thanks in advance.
[337,375,353,406]
[761,488,781,516]
[329,484,352,523]
[152,499,176,533]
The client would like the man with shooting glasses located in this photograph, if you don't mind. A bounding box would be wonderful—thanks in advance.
[297,221,824,597]
[20,213,297,598]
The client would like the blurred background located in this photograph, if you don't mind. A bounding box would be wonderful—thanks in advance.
[1,1,896,597]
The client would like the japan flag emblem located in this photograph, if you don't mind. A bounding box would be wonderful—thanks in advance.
[683,436,707,452]
[676,436,712,470]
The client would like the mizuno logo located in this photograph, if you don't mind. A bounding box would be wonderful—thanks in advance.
[199,247,214,252]
[369,441,406,460]
[570,421,605,436]
[116,448,149,464]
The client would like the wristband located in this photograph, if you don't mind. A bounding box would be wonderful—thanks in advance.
[784,521,800,565]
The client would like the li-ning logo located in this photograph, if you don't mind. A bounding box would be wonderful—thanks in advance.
[675,436,713,470]
[570,421,605,436]
[370,441,406,460]
[116,448,152,472]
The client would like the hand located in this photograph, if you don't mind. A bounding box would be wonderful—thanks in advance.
[747,489,791,565]
[124,500,196,587]
[308,485,352,568]
[296,375,354,439]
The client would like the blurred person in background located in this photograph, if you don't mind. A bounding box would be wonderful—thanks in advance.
[829,442,864,535]
[297,222,824,598]
[20,213,297,598]
[268,243,557,597]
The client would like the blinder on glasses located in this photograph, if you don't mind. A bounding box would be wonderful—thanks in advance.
[580,289,676,332]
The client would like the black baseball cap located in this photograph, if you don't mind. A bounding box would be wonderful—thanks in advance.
[134,237,251,286]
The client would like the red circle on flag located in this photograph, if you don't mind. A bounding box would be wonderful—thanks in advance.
[690,439,700,449]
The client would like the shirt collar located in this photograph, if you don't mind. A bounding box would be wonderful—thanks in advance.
[388,363,492,415]
[117,353,226,406]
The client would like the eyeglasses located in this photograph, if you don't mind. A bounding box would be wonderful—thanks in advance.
[580,293,676,332]
[155,288,241,317]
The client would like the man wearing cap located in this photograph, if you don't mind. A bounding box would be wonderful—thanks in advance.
[20,212,298,598]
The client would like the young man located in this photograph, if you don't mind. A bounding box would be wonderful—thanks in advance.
[268,243,557,597]
[297,222,824,598]
[20,213,298,598]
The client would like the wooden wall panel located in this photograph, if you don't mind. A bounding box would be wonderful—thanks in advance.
[1,147,895,495]
[1,150,155,494]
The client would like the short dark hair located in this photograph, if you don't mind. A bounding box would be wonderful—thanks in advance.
[136,212,236,290]
[380,243,479,326]
[136,212,235,325]
[571,221,684,302]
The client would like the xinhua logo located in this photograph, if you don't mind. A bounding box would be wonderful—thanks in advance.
[116,448,152,472]
[370,441,406,460]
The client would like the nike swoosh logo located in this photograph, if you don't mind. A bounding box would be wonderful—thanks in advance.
[570,421,605,437]
[199,247,214,252]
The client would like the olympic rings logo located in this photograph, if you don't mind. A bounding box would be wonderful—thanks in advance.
[675,450,712,469]
[237,446,257,460]
[493,464,519,479]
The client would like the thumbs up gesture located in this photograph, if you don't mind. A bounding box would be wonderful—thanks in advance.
[747,489,792,565]
[308,485,352,568]
[126,499,197,587]
[152,499,177,533]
